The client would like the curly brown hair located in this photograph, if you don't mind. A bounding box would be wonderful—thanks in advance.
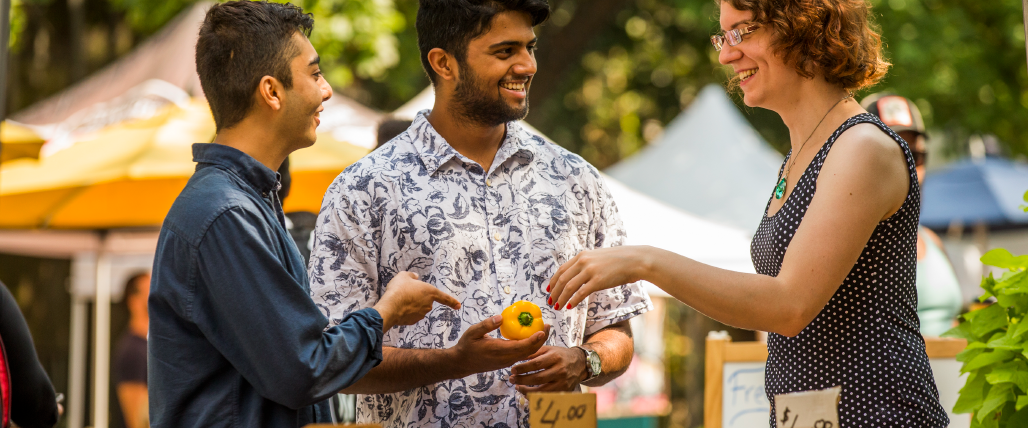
[721,0,890,91]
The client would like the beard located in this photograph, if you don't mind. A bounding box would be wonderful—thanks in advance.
[451,62,529,127]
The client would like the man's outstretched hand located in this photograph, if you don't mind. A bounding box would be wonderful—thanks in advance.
[446,315,550,378]
[373,272,461,331]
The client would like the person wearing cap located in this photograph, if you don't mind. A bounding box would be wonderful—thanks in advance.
[861,93,963,336]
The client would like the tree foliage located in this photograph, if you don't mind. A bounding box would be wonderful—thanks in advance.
[6,0,1026,162]
[870,0,1028,161]
[523,0,1028,169]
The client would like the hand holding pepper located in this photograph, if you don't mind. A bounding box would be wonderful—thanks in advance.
[500,300,544,340]
[446,314,550,378]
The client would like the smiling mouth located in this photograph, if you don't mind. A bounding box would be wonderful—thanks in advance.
[738,68,758,83]
[500,81,527,92]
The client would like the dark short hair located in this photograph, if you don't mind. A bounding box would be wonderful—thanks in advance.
[124,272,150,300]
[196,1,315,131]
[722,0,889,91]
[416,0,550,85]
[376,119,413,148]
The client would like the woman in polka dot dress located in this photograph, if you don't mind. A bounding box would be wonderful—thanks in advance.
[545,0,949,426]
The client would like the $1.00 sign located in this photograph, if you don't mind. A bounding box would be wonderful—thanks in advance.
[527,392,597,428]
[774,386,841,428]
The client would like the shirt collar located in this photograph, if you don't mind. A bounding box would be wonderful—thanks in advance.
[192,143,281,195]
[406,110,537,175]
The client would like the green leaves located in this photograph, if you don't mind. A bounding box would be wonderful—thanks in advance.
[965,350,1015,372]
[967,304,1009,338]
[952,248,1028,426]
[980,384,1015,423]
[982,249,1028,271]
[956,371,987,414]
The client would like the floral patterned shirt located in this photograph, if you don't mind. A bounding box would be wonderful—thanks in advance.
[308,111,652,428]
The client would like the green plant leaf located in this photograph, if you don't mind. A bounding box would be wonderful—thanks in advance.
[997,273,1028,309]
[1007,404,1028,425]
[988,332,1025,352]
[955,371,987,414]
[1017,394,1028,411]
[967,304,1010,338]
[985,361,1028,391]
[981,413,1000,428]
[946,321,981,342]
[966,350,1016,373]
[958,343,988,365]
[997,293,1028,313]
[1010,318,1028,339]
[981,274,999,301]
[982,248,1028,270]
[978,383,1014,423]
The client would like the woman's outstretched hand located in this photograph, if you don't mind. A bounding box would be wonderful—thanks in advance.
[546,246,649,311]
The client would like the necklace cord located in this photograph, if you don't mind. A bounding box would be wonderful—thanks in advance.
[774,91,853,200]
[782,92,854,180]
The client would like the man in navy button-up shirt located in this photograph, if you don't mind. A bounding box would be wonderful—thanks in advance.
[149,3,459,427]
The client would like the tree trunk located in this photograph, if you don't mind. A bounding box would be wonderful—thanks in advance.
[527,0,631,123]
[67,0,85,81]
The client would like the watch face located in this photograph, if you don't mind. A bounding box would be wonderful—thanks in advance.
[588,352,601,375]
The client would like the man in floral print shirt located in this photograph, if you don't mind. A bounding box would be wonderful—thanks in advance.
[307,0,652,426]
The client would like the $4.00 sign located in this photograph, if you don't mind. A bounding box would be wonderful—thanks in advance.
[527,392,597,428]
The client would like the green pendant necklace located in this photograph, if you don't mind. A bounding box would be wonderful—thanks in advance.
[774,92,853,200]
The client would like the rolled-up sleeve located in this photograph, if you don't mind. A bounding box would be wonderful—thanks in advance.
[193,206,383,410]
[584,173,653,336]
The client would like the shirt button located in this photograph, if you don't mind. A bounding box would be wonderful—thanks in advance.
[493,232,502,241]
[486,179,492,187]
[504,286,511,294]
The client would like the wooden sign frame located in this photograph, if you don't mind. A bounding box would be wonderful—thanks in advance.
[703,332,967,428]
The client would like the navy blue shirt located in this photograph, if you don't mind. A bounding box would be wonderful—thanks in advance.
[149,143,384,428]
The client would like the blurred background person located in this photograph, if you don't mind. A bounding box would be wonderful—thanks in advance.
[375,118,413,149]
[861,93,964,336]
[1,280,60,428]
[115,272,150,428]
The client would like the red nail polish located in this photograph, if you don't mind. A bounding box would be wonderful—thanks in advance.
[547,285,551,292]
[554,303,560,310]
[567,303,572,309]
[547,297,552,305]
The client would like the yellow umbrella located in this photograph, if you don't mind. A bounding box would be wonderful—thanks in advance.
[1,121,47,163]
[0,98,372,229]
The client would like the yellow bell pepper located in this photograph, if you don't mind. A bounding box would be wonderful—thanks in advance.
[500,300,544,340]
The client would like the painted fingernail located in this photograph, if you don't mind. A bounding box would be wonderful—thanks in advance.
[547,297,552,305]
[567,303,572,309]
[554,303,560,310]
[547,285,551,292]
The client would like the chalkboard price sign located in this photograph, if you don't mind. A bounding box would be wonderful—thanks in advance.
[527,392,597,428]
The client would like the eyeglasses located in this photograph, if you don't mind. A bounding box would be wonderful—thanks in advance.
[912,150,927,167]
[711,24,760,51]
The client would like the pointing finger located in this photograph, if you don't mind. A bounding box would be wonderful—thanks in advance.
[432,288,461,310]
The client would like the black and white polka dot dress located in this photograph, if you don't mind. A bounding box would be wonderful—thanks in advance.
[751,114,949,427]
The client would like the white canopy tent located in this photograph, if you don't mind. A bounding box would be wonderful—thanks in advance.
[606,84,784,234]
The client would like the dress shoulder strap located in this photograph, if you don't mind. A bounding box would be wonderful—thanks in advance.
[813,113,919,194]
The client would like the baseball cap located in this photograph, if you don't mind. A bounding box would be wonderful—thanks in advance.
[860,93,926,135]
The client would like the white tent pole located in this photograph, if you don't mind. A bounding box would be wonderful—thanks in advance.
[92,236,112,428]
[67,295,89,428]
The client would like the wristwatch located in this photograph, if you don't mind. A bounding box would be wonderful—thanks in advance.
[575,346,602,382]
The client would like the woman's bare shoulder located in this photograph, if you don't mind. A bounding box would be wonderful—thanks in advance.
[819,122,910,215]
